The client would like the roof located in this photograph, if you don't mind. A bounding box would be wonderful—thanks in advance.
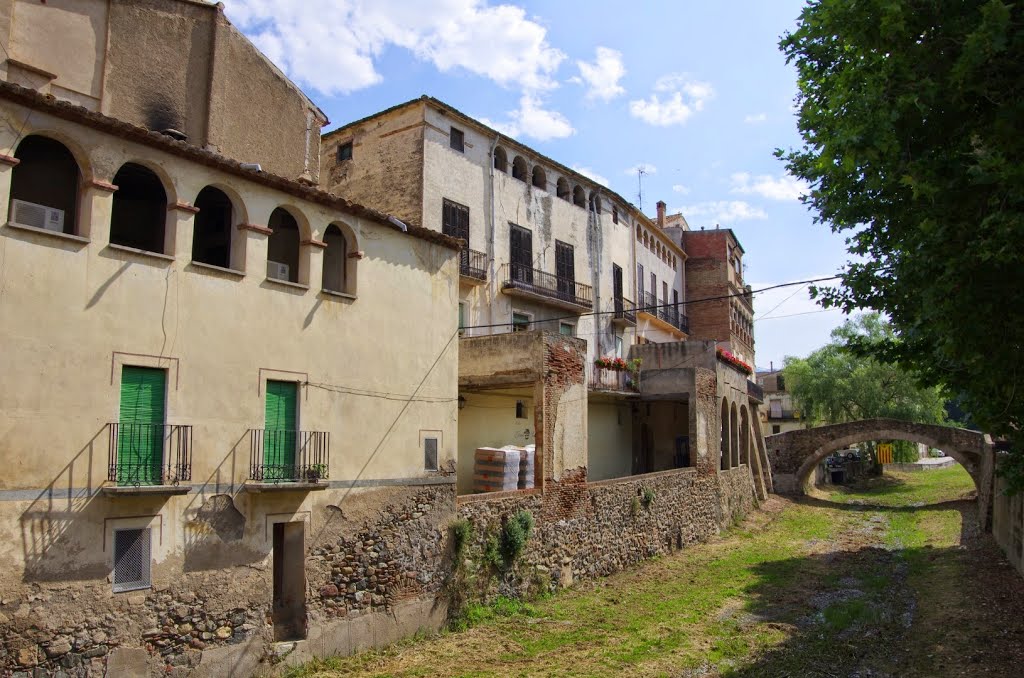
[0,82,459,252]
[323,95,680,245]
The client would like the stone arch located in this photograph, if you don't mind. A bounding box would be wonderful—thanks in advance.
[572,185,585,208]
[322,220,358,295]
[720,398,729,470]
[10,134,83,236]
[267,206,305,284]
[191,184,249,270]
[556,177,570,200]
[532,165,546,190]
[730,402,739,468]
[14,128,94,181]
[493,146,508,173]
[512,156,528,182]
[110,162,169,254]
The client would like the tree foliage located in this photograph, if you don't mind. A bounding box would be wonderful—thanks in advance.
[779,1,1024,489]
[784,314,948,428]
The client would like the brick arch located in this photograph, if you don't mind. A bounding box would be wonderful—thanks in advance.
[765,418,991,498]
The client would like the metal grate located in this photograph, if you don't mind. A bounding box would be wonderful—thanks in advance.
[424,438,438,471]
[113,528,151,593]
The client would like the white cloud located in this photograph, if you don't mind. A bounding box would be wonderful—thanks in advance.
[672,184,690,195]
[744,112,767,124]
[573,47,625,101]
[479,94,575,141]
[677,201,767,225]
[224,0,566,95]
[571,165,609,187]
[629,74,714,126]
[623,163,657,176]
[731,172,808,201]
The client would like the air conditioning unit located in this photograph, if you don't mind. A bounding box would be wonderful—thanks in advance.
[11,199,64,233]
[267,261,291,281]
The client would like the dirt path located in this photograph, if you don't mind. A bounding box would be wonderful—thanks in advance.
[287,468,1024,677]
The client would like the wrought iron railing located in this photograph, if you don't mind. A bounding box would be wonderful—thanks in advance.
[747,380,764,402]
[614,296,636,324]
[499,263,593,309]
[460,248,487,281]
[249,429,330,483]
[589,366,639,393]
[108,423,192,486]
[639,293,689,333]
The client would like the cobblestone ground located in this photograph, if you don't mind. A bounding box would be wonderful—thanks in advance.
[286,467,1024,678]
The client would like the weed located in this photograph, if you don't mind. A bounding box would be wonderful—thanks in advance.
[642,487,656,509]
[450,519,473,564]
[630,496,641,518]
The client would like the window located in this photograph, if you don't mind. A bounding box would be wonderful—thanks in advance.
[772,425,781,434]
[556,177,570,200]
[559,322,575,336]
[516,400,527,419]
[588,191,602,214]
[493,146,508,173]
[424,437,438,471]
[458,301,467,335]
[615,334,624,358]
[512,312,531,332]
[10,135,81,235]
[192,186,234,269]
[572,185,586,208]
[337,142,353,162]
[555,240,575,297]
[110,163,167,253]
[662,281,669,307]
[449,127,464,152]
[612,205,619,224]
[532,165,546,190]
[113,528,151,593]
[442,199,470,273]
[267,207,300,283]
[777,375,786,391]
[637,264,644,298]
[509,223,533,283]
[322,224,348,293]
[512,156,528,181]
[650,273,656,301]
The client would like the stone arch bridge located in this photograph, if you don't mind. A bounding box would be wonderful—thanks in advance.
[765,419,995,527]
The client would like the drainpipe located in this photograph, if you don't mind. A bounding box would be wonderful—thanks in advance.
[488,134,499,334]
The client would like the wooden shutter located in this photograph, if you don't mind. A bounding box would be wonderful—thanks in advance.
[118,367,166,485]
[265,380,298,480]
[555,240,574,299]
[443,200,470,271]
[510,224,533,283]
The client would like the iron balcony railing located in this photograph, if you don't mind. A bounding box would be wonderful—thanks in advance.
[639,292,689,333]
[249,429,330,483]
[499,263,593,309]
[108,423,192,487]
[614,296,637,324]
[589,366,639,393]
[460,248,487,281]
[747,380,765,402]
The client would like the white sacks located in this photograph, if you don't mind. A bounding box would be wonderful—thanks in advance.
[519,445,536,490]
[473,447,521,493]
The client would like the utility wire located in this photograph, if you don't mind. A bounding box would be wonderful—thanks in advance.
[460,275,840,332]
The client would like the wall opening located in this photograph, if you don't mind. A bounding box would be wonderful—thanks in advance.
[272,521,307,641]
[322,224,348,293]
[192,186,233,268]
[493,146,508,173]
[267,207,300,283]
[10,135,80,235]
[110,163,167,253]
[512,156,528,182]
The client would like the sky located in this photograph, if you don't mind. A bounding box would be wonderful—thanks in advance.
[222,0,854,370]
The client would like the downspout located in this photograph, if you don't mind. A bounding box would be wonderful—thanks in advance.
[488,134,499,334]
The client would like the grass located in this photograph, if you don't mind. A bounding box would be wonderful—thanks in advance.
[286,464,988,677]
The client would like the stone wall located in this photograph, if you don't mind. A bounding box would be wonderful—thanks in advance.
[457,466,756,590]
[992,466,1024,578]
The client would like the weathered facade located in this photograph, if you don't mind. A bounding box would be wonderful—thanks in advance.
[756,369,804,436]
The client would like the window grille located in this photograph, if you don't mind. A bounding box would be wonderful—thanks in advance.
[113,528,151,593]
[424,438,438,471]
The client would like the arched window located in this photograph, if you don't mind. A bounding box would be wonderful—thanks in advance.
[572,185,585,208]
[556,177,570,200]
[635,224,641,239]
[589,191,602,214]
[9,135,81,235]
[322,224,348,293]
[493,147,508,173]
[512,156,528,182]
[531,165,546,190]
[267,207,300,283]
[110,163,167,253]
[192,186,233,268]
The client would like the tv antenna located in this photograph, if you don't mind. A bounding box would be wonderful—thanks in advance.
[637,166,648,212]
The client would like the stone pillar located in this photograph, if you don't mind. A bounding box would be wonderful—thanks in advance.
[238,222,273,277]
[302,238,326,289]
[167,201,199,259]
[81,178,118,243]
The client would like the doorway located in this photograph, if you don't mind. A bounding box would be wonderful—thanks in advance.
[272,522,307,641]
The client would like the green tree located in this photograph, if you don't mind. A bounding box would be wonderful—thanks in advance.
[785,315,948,461]
[779,1,1024,488]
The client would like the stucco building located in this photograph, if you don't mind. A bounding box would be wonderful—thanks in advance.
[757,369,805,435]
[0,1,462,674]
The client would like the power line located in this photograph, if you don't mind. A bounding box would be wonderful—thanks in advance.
[459,275,840,332]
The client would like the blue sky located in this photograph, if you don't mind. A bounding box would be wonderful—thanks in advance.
[223,0,852,370]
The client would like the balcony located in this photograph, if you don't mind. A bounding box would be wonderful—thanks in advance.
[460,247,487,282]
[589,366,640,393]
[104,423,192,495]
[499,263,593,311]
[612,297,637,326]
[638,293,689,334]
[747,380,764,403]
[768,409,801,421]
[247,429,330,491]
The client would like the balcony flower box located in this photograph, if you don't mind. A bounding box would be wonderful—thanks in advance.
[716,347,753,375]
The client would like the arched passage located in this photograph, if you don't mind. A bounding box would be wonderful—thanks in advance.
[10,134,81,235]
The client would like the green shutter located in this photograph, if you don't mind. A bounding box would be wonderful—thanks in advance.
[118,367,166,486]
[265,381,298,480]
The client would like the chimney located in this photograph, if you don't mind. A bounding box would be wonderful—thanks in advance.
[656,200,666,228]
